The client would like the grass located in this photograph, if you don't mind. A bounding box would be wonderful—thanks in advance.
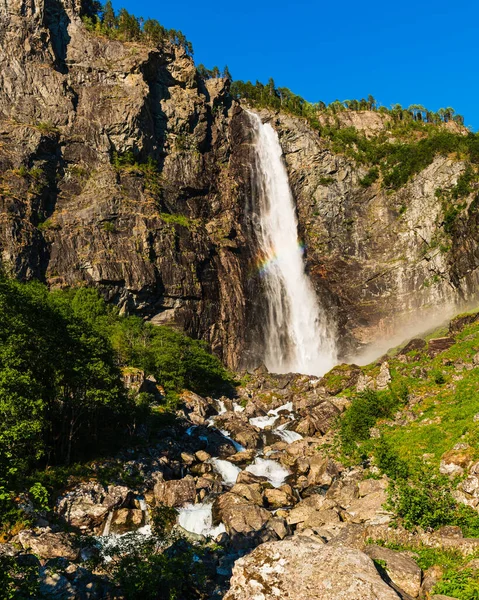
[159,213,197,229]
[334,314,479,467]
[370,540,479,600]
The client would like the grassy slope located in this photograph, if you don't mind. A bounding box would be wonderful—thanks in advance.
[370,317,479,466]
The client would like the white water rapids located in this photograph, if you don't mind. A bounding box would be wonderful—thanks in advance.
[248,111,337,376]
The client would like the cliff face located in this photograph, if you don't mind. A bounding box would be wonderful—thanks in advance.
[1,0,478,367]
[0,0,263,368]
[257,111,479,358]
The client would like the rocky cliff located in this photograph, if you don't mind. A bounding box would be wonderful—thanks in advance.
[1,0,478,367]
[258,110,479,358]
[0,0,264,369]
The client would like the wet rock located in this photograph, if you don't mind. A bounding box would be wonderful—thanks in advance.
[365,545,422,597]
[110,508,145,534]
[224,538,402,599]
[154,476,196,507]
[18,531,80,561]
[56,482,133,533]
[236,470,267,485]
[263,487,294,509]
[428,337,455,356]
[195,450,211,462]
[230,483,264,505]
[212,492,270,536]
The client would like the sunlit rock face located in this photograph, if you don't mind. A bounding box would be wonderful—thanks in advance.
[259,109,479,359]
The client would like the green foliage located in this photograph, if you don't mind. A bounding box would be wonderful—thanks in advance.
[101,221,116,233]
[109,316,233,402]
[36,121,59,134]
[0,556,40,599]
[431,368,446,385]
[433,569,479,600]
[82,2,193,56]
[340,389,403,453]
[359,167,379,187]
[151,504,178,536]
[388,467,457,530]
[110,539,208,600]
[38,217,61,232]
[28,482,49,511]
[159,213,195,228]
[0,279,232,532]
[374,437,409,480]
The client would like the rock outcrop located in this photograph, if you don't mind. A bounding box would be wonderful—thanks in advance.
[224,537,403,600]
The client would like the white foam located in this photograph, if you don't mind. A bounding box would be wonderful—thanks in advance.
[249,402,294,429]
[275,428,303,443]
[210,458,242,486]
[178,503,226,537]
[245,457,290,488]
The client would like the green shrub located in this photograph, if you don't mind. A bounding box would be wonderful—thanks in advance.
[101,221,116,233]
[433,569,479,600]
[111,539,208,600]
[151,504,178,536]
[388,468,456,530]
[0,556,40,598]
[374,437,409,480]
[340,389,401,452]
[359,167,379,187]
[387,464,479,535]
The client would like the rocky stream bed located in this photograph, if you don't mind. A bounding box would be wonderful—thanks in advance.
[4,366,479,598]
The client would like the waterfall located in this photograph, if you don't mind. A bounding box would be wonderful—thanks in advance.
[247,110,337,376]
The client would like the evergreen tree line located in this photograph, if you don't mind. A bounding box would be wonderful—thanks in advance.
[197,64,232,80]
[229,78,465,127]
[81,1,194,55]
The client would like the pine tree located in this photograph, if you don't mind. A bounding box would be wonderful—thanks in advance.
[102,0,116,30]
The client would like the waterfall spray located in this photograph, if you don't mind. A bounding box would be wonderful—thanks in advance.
[248,110,337,376]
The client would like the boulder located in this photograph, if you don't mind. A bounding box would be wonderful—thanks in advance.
[440,445,473,478]
[398,339,426,355]
[343,489,391,525]
[376,362,391,390]
[110,508,145,534]
[428,337,455,356]
[18,531,80,561]
[154,476,196,507]
[56,482,133,533]
[230,483,264,505]
[307,455,341,486]
[224,538,402,599]
[263,487,294,509]
[365,545,422,597]
[212,492,270,536]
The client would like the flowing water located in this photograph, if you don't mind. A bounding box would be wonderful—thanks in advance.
[245,457,290,488]
[247,110,337,376]
[210,458,242,487]
[178,503,226,537]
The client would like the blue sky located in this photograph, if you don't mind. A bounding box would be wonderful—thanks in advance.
[113,0,479,130]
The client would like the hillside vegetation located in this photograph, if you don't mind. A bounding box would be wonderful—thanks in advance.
[0,275,232,536]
